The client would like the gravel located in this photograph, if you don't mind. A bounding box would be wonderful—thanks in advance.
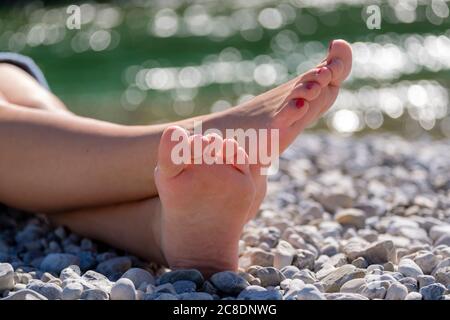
[1,133,450,299]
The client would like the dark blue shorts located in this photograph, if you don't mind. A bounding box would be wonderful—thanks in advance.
[0,52,49,90]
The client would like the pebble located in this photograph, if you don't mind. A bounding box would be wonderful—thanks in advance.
[360,281,388,299]
[321,265,365,293]
[96,257,132,280]
[417,275,435,288]
[434,266,450,286]
[81,270,112,292]
[40,253,79,275]
[398,259,424,278]
[325,293,369,300]
[110,278,136,300]
[254,267,285,287]
[173,280,196,294]
[178,292,214,300]
[385,282,408,300]
[419,283,446,300]
[121,268,155,288]
[81,288,109,300]
[62,282,83,300]
[273,240,296,269]
[1,289,47,300]
[237,285,282,300]
[405,292,423,300]
[158,269,204,288]
[210,271,249,295]
[27,281,63,300]
[340,278,366,294]
[335,209,366,229]
[413,251,440,275]
[295,284,326,300]
[0,263,15,291]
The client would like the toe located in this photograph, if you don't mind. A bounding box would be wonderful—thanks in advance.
[189,134,210,164]
[324,39,353,86]
[157,126,190,178]
[273,98,310,127]
[290,81,321,101]
[297,67,332,88]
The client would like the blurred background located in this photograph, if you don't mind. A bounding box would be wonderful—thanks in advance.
[0,0,449,137]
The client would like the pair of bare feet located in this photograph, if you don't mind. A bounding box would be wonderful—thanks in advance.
[155,40,352,276]
[0,40,352,277]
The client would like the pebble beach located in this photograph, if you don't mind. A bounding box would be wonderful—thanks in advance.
[1,133,450,300]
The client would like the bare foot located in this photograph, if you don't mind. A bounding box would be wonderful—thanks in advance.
[181,39,353,160]
[154,126,257,276]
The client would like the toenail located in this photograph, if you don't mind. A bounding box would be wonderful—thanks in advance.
[317,67,324,75]
[295,99,305,109]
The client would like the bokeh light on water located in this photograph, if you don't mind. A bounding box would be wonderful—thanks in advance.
[0,0,449,137]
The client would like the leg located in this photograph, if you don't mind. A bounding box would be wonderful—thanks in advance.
[49,126,268,275]
[0,40,351,213]
[0,63,71,114]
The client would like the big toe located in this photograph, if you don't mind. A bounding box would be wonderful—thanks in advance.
[324,39,353,86]
[157,125,189,178]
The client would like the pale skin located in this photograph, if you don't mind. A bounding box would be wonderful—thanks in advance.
[0,40,352,276]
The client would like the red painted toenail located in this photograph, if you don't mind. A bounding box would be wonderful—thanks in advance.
[317,68,324,74]
[306,83,314,90]
[295,99,305,108]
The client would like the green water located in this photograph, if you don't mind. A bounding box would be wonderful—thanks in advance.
[0,0,449,136]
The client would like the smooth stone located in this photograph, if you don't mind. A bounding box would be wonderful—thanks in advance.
[173,280,196,294]
[405,292,423,300]
[155,283,177,294]
[398,277,418,292]
[398,259,424,278]
[419,283,446,300]
[273,240,295,269]
[60,265,81,281]
[435,234,450,247]
[351,257,368,269]
[413,251,439,275]
[0,263,15,291]
[242,248,274,267]
[81,288,109,300]
[78,252,97,271]
[335,208,366,229]
[296,284,326,300]
[360,281,388,299]
[434,266,450,286]
[145,292,178,300]
[280,266,300,279]
[325,293,369,300]
[292,269,317,284]
[237,285,282,300]
[292,249,316,270]
[360,240,395,265]
[340,278,366,294]
[81,270,113,292]
[255,267,285,287]
[96,257,132,279]
[110,278,136,300]
[417,275,436,288]
[1,289,47,300]
[329,253,348,267]
[319,193,353,212]
[62,282,83,300]
[202,280,218,296]
[40,254,80,275]
[121,268,155,288]
[385,282,408,300]
[178,292,214,300]
[159,269,204,288]
[210,271,249,295]
[322,265,365,293]
[27,281,62,300]
[283,279,306,300]
[429,225,450,242]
